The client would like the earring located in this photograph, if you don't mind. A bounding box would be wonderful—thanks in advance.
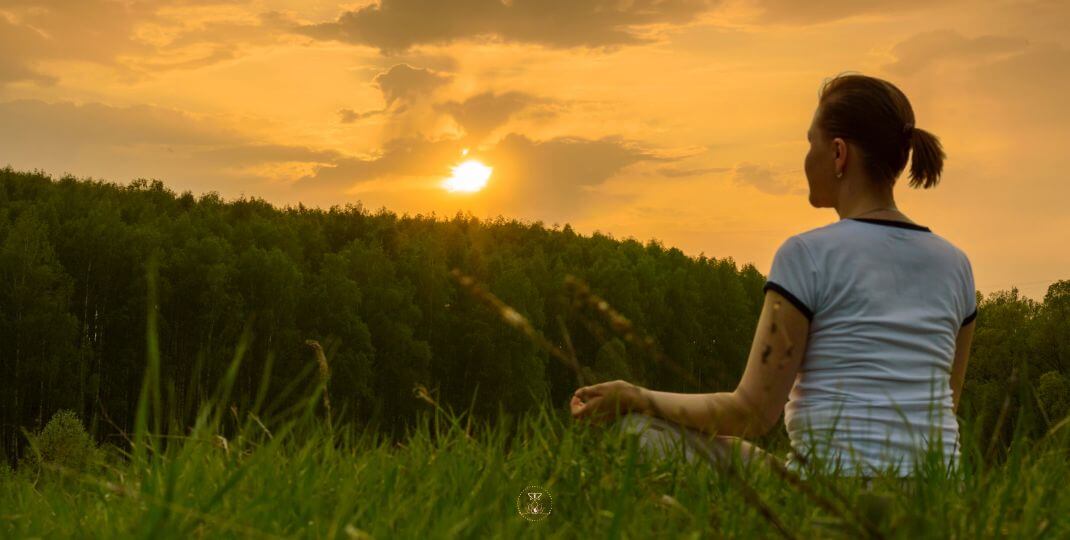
[836,171,843,179]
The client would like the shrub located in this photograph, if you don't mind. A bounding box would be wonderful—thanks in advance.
[0,460,12,484]
[1037,371,1070,424]
[19,409,100,477]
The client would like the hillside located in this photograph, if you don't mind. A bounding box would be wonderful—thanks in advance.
[0,166,769,462]
[0,165,1066,466]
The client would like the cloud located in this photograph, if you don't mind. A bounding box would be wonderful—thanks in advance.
[0,0,157,84]
[975,40,1070,100]
[345,63,458,138]
[479,133,666,220]
[883,29,1070,126]
[657,165,730,178]
[0,99,241,148]
[116,10,302,76]
[338,108,385,123]
[293,136,465,190]
[884,29,1029,76]
[731,162,804,195]
[0,0,155,61]
[291,131,669,223]
[295,0,716,54]
[373,63,452,106]
[434,91,559,141]
[190,144,343,168]
[0,3,302,85]
[747,0,937,25]
[154,10,300,51]
[0,98,342,199]
[0,15,58,84]
[0,56,57,86]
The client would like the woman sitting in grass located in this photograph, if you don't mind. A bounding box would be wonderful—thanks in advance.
[570,72,977,477]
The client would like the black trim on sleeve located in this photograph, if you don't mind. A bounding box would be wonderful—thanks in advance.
[763,281,814,322]
[961,309,977,327]
[847,217,932,233]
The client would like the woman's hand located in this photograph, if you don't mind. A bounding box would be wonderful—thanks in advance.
[570,379,646,425]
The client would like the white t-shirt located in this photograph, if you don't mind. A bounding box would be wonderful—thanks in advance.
[765,217,977,476]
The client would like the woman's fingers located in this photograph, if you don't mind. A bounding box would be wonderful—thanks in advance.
[574,383,607,400]
[572,381,636,424]
[572,382,628,421]
[571,395,602,420]
[570,395,586,417]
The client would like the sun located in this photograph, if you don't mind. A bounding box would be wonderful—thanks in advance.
[442,159,492,193]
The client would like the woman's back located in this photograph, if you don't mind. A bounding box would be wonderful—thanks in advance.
[765,217,977,475]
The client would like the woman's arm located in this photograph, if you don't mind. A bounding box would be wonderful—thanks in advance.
[949,320,975,414]
[632,288,810,438]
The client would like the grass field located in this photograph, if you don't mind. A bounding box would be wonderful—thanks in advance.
[2,387,1069,539]
[2,265,1070,539]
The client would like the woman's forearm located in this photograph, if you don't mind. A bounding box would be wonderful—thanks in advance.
[633,387,766,438]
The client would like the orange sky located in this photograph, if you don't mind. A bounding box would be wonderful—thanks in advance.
[1,0,1067,300]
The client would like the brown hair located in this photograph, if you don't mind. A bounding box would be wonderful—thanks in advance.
[816,72,946,189]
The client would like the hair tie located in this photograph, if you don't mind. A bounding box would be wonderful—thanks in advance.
[903,122,914,136]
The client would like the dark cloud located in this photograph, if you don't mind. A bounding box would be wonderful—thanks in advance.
[293,136,465,189]
[364,53,460,75]
[373,63,452,106]
[748,0,937,25]
[295,0,716,54]
[731,162,803,195]
[338,108,386,123]
[434,91,559,141]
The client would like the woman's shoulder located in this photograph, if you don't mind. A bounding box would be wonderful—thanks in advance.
[791,219,963,250]
[783,220,973,277]
[780,220,853,251]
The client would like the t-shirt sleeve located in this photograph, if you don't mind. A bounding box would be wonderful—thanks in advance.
[961,253,977,327]
[763,235,818,321]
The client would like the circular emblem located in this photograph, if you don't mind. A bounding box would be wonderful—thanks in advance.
[516,484,553,522]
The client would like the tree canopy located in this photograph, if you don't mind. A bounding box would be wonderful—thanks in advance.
[0,166,1066,463]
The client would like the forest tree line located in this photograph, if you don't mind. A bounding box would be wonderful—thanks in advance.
[0,166,1067,463]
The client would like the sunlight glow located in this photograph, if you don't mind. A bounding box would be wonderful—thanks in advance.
[442,159,492,193]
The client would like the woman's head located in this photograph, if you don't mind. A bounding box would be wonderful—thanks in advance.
[804,73,946,208]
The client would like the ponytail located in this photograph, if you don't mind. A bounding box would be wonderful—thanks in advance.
[906,127,946,189]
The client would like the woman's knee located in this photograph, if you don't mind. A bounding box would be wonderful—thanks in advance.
[615,412,654,434]
[615,413,705,464]
[613,414,778,469]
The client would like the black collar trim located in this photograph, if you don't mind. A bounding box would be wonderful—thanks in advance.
[847,217,932,233]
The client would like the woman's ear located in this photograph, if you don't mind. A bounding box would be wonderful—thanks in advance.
[833,137,847,166]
